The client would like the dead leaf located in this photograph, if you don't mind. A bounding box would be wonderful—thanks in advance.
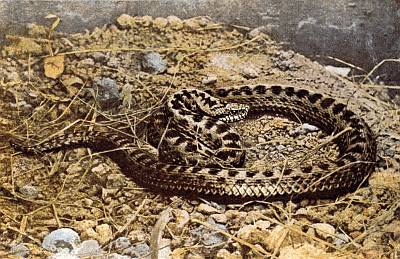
[45,14,61,31]
[44,55,64,79]
[62,76,84,96]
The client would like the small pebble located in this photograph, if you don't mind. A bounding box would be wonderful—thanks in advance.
[72,240,102,257]
[107,254,132,259]
[19,185,38,198]
[132,242,150,257]
[333,233,350,246]
[93,77,120,109]
[311,223,335,239]
[106,174,126,189]
[167,16,183,30]
[202,75,218,85]
[49,253,79,259]
[95,224,113,244]
[210,214,228,224]
[111,237,132,251]
[241,65,259,79]
[140,52,167,74]
[42,228,81,253]
[153,17,168,29]
[10,243,30,258]
[197,203,222,214]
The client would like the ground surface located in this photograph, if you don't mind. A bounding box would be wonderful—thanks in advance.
[0,15,399,258]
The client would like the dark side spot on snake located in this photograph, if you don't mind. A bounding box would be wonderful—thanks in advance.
[215,123,230,134]
[347,144,364,154]
[271,85,282,95]
[240,85,253,95]
[222,133,241,142]
[341,110,355,121]
[300,166,313,173]
[193,114,204,122]
[283,168,293,175]
[308,93,323,103]
[246,171,256,178]
[204,120,214,130]
[185,143,197,152]
[228,170,239,177]
[320,97,335,109]
[254,84,267,94]
[295,89,309,98]
[208,168,220,175]
[318,162,330,170]
[215,89,229,97]
[191,167,202,174]
[263,171,273,177]
[284,86,295,96]
[332,103,346,114]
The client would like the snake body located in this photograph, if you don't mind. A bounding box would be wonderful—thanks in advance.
[11,84,377,200]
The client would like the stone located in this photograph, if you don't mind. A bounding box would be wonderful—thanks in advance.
[197,203,222,214]
[42,228,81,253]
[210,214,228,224]
[111,237,132,251]
[10,243,30,258]
[72,240,102,257]
[140,52,167,74]
[202,75,218,85]
[167,16,183,30]
[19,185,38,198]
[93,77,120,109]
[95,224,113,244]
[311,223,336,239]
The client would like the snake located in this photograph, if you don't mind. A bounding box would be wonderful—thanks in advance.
[10,84,377,200]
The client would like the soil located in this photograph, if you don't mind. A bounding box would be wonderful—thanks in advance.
[0,15,399,258]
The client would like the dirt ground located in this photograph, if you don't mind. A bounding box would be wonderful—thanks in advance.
[0,15,399,258]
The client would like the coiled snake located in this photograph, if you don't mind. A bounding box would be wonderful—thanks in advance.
[11,84,377,200]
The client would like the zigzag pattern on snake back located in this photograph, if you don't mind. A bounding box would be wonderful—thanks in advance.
[10,84,377,200]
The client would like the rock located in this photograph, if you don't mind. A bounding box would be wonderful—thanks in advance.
[132,242,150,258]
[167,16,183,30]
[158,238,172,258]
[333,233,350,246]
[93,77,120,109]
[10,243,30,258]
[254,220,271,230]
[19,184,38,198]
[197,203,222,214]
[210,214,228,224]
[202,75,217,85]
[49,253,79,259]
[95,224,113,244]
[111,237,132,251]
[240,65,259,79]
[311,223,336,239]
[278,243,339,259]
[116,14,134,29]
[202,223,227,246]
[107,254,131,259]
[325,65,351,77]
[216,248,242,259]
[106,174,126,189]
[72,240,102,257]
[140,52,167,74]
[153,17,168,29]
[42,228,81,253]
[289,123,319,136]
[169,209,190,235]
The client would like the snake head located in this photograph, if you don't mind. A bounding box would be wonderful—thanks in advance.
[216,103,250,122]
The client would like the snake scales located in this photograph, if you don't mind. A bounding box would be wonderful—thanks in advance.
[11,84,377,200]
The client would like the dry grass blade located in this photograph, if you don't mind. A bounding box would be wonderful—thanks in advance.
[150,208,172,259]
